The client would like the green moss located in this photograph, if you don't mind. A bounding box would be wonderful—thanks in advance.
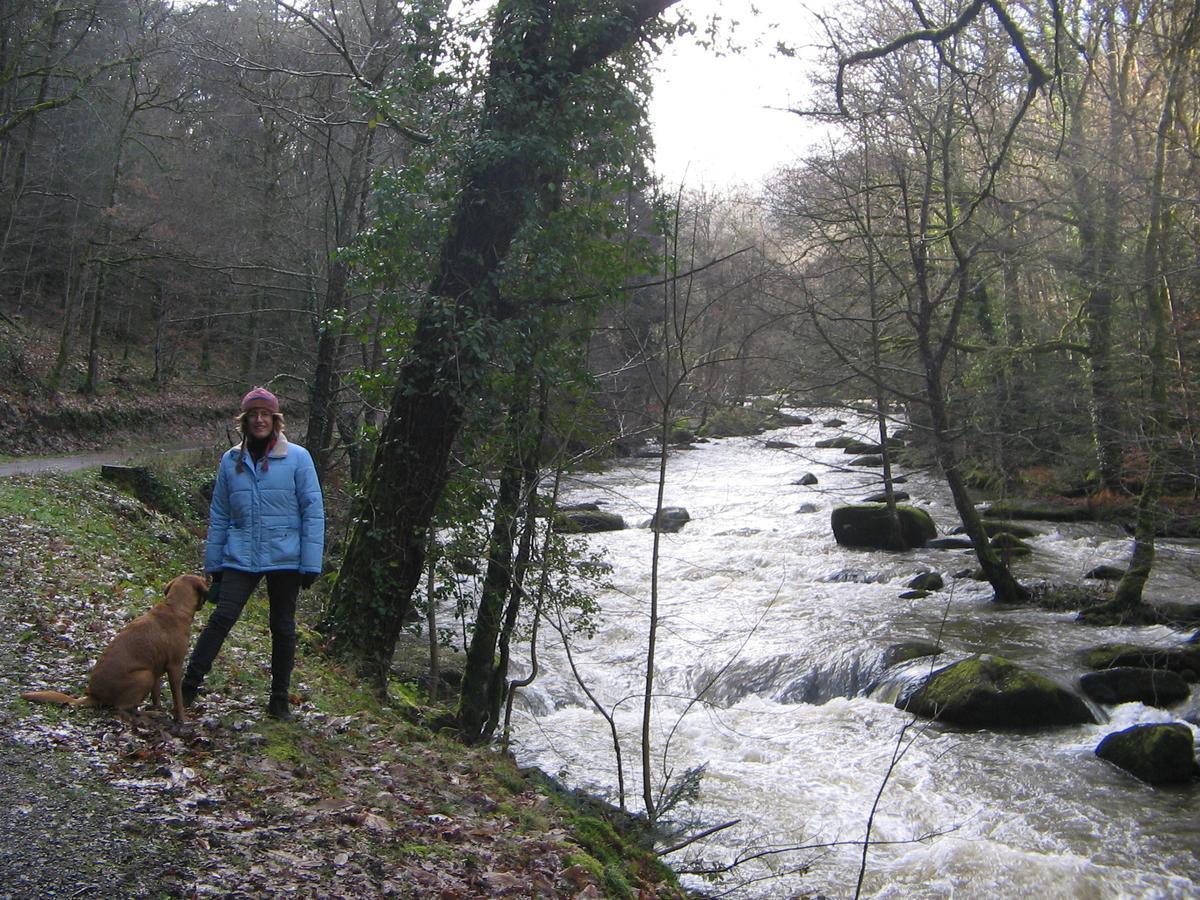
[564,850,604,881]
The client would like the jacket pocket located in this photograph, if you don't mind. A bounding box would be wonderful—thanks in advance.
[225,525,252,569]
[267,526,298,567]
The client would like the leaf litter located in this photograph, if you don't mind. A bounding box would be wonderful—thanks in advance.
[1,473,683,898]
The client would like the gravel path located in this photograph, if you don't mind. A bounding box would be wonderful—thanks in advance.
[0,737,194,899]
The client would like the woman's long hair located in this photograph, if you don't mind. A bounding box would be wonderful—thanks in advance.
[235,411,285,472]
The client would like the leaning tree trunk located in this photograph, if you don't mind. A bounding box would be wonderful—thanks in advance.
[320,0,679,691]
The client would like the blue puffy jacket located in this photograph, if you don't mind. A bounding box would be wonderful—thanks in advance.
[204,434,325,575]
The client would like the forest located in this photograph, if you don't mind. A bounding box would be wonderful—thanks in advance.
[2,0,1199,890]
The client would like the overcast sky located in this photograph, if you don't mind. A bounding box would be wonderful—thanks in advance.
[648,0,830,191]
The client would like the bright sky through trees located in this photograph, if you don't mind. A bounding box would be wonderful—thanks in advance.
[649,0,827,190]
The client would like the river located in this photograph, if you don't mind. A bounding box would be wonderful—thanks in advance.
[507,410,1200,898]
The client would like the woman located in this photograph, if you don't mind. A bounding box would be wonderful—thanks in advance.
[182,386,324,720]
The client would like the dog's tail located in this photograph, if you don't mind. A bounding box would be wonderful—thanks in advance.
[21,690,96,708]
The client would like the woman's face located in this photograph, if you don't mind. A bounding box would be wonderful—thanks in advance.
[246,408,274,440]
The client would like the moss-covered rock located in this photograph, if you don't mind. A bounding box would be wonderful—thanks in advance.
[1080,643,1200,682]
[831,504,937,551]
[1079,667,1190,708]
[898,654,1097,728]
[815,436,856,449]
[1095,724,1198,785]
[552,510,626,534]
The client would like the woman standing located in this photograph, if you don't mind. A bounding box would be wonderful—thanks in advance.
[183,386,324,720]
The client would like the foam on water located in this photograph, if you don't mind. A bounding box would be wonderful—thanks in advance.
[509,410,1200,897]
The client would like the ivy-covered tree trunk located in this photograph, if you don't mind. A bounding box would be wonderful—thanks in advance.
[321,0,679,691]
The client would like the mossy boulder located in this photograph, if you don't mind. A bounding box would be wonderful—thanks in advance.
[700,406,769,437]
[553,510,626,534]
[1079,668,1190,708]
[1080,643,1200,682]
[815,436,856,449]
[831,504,937,551]
[898,655,1097,728]
[1095,724,1198,785]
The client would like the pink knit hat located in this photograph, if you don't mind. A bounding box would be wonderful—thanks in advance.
[240,386,280,413]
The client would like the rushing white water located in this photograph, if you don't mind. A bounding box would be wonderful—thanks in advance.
[507,410,1200,898]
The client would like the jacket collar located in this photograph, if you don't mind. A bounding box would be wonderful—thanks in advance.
[235,432,290,460]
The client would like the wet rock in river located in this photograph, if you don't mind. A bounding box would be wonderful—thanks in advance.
[897,654,1097,728]
[1079,643,1200,682]
[552,509,626,533]
[848,455,885,467]
[1095,723,1199,785]
[815,436,856,449]
[794,472,819,486]
[765,440,799,450]
[822,418,847,428]
[907,571,945,591]
[647,507,690,533]
[831,504,937,551]
[1079,667,1190,708]
[899,590,930,599]
[1085,564,1125,581]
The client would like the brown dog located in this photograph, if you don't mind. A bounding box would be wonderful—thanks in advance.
[22,574,208,723]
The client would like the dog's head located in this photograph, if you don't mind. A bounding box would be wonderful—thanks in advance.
[165,574,209,612]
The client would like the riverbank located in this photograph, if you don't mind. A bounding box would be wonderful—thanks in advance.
[0,469,683,897]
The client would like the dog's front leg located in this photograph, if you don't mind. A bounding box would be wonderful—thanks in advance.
[166,663,186,723]
[150,677,162,708]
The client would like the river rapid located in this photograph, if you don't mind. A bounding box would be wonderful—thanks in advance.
[507,410,1200,898]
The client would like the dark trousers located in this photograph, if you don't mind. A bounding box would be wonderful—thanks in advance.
[184,569,299,699]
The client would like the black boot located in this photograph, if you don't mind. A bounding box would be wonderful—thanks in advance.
[267,694,291,720]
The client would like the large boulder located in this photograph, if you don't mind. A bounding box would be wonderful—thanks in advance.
[897,654,1097,728]
[552,510,626,534]
[1080,643,1200,682]
[1079,668,1191,708]
[1095,724,1198,785]
[648,507,690,533]
[831,504,937,551]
